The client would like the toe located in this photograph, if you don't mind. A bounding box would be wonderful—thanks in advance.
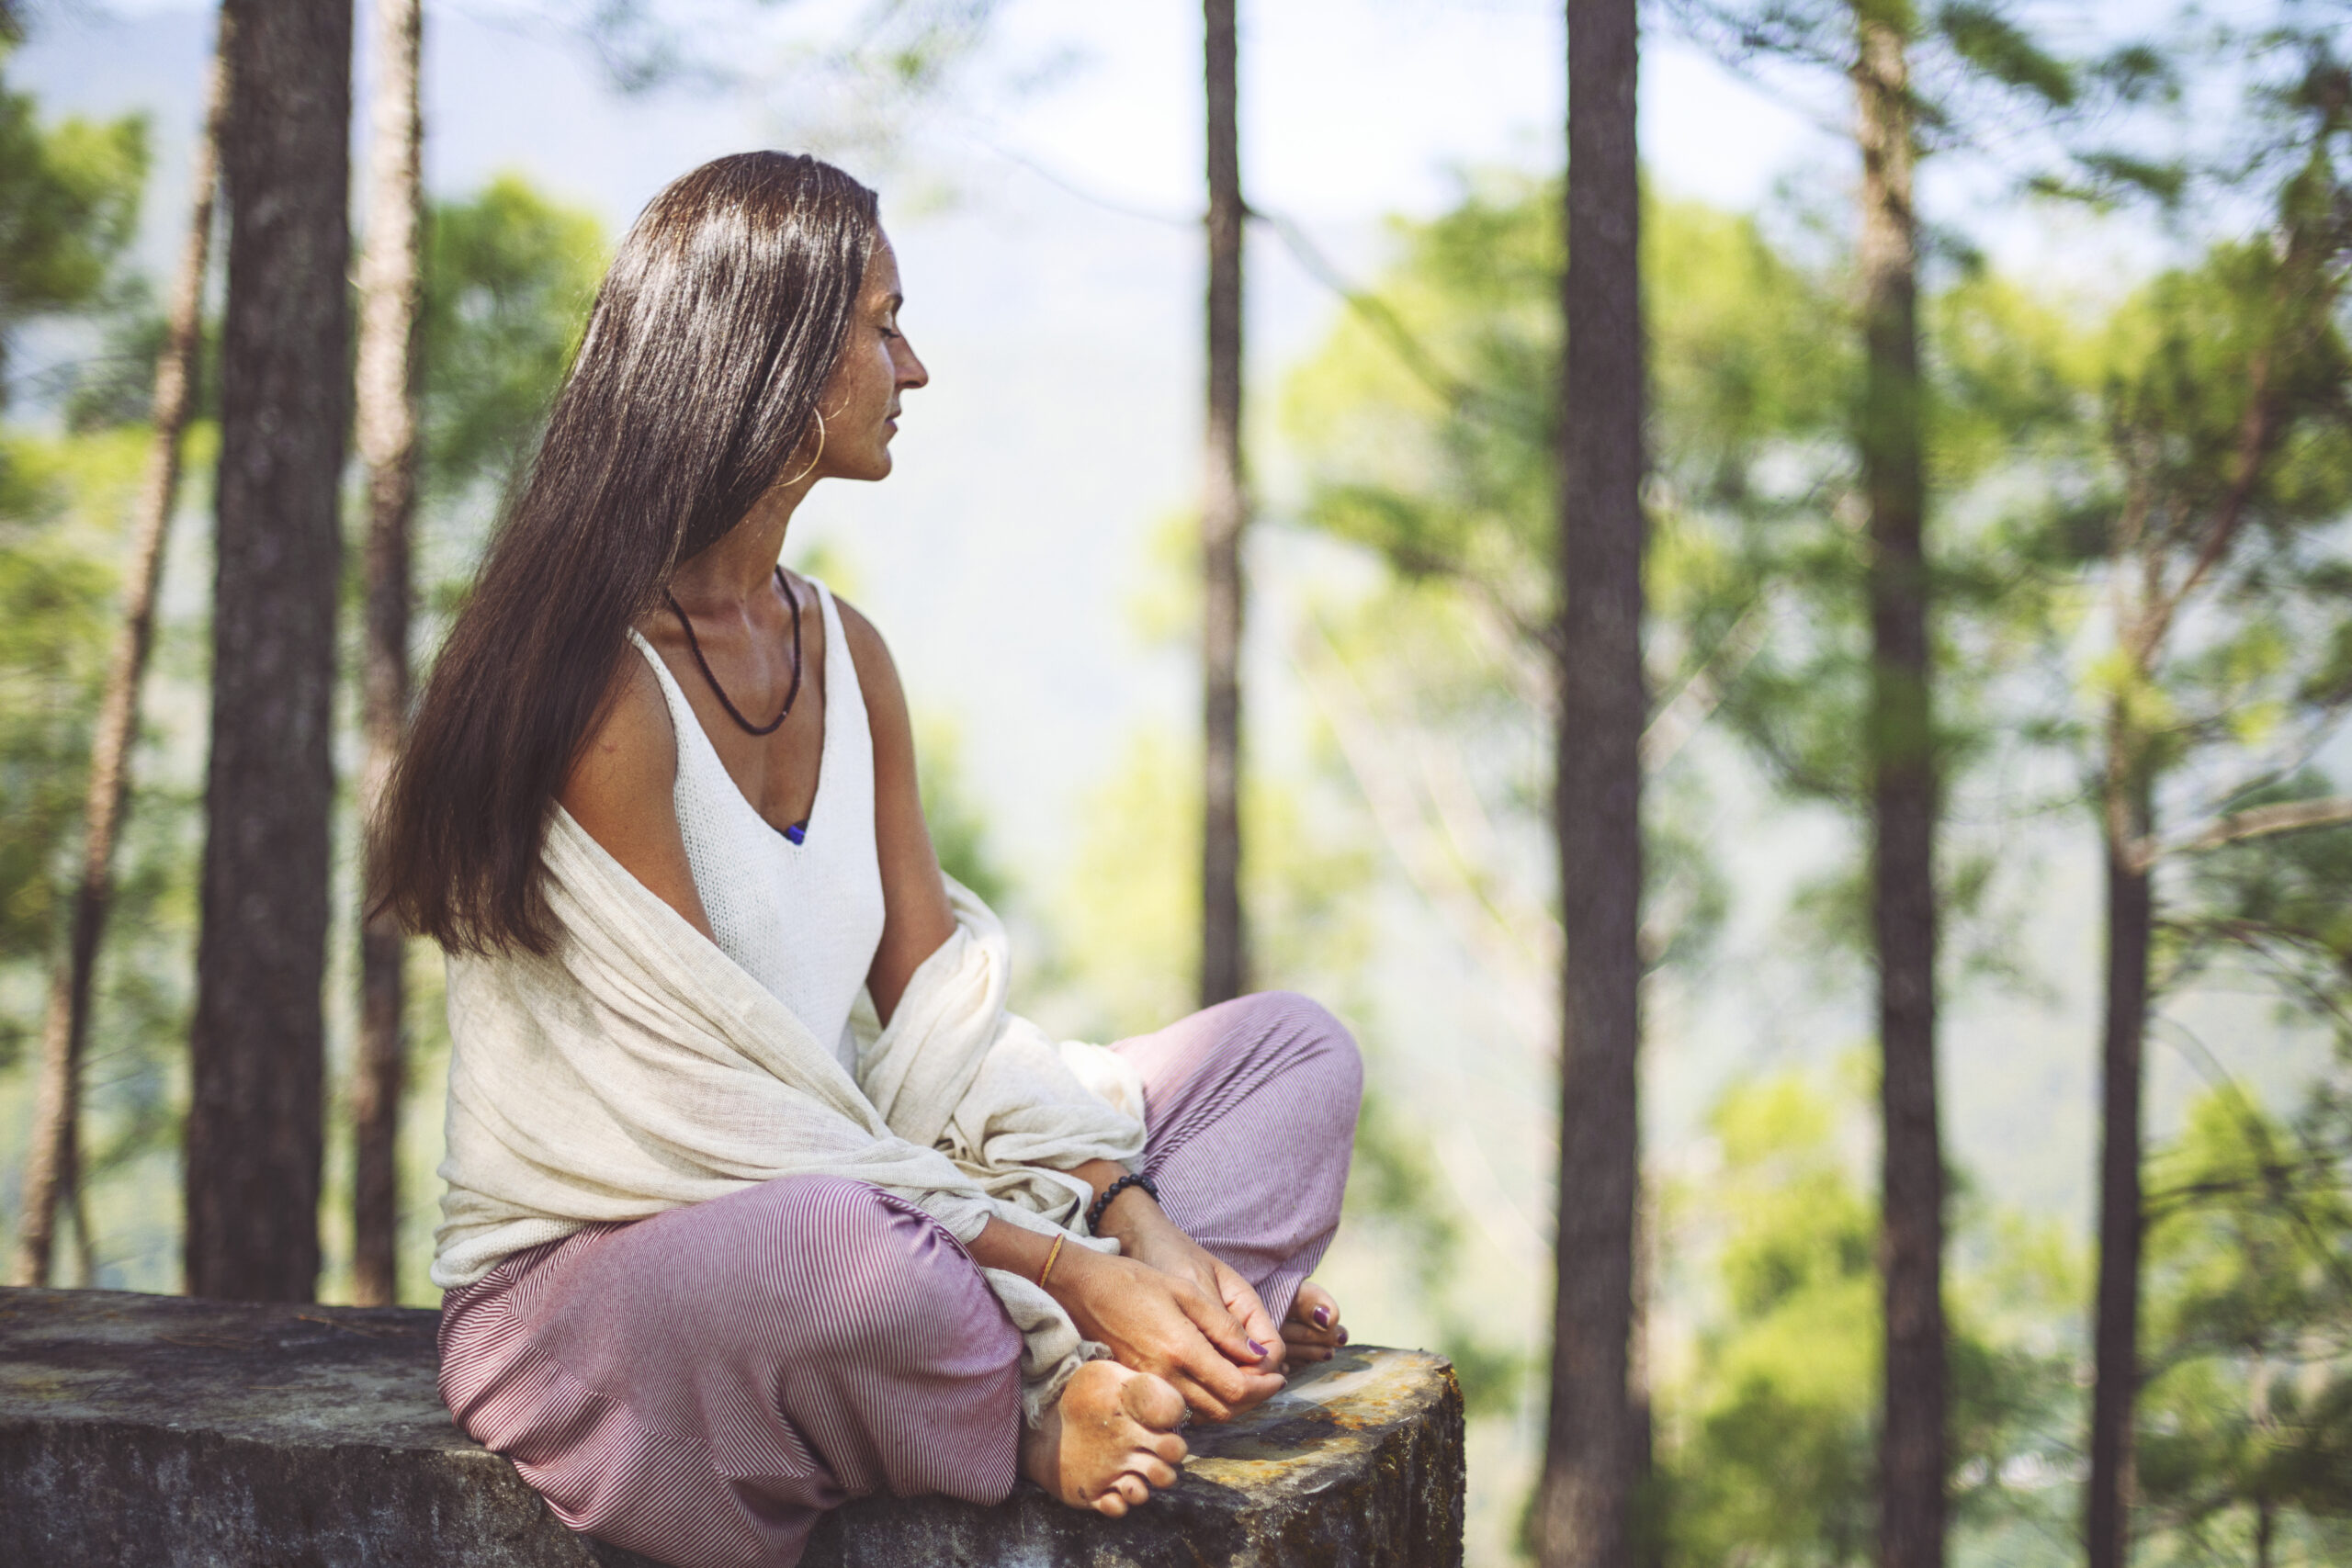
[1134,1454,1181,1489]
[1288,1280,1340,1329]
[1124,1371,1189,1430]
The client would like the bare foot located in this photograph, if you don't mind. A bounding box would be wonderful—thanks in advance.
[1280,1280,1347,1364]
[1023,1359,1190,1517]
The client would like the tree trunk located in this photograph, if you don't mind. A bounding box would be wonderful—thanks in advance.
[350,0,424,1310]
[8,34,227,1291]
[1198,0,1247,1008]
[1535,1,1645,1564]
[2087,714,2152,1568]
[185,0,351,1303]
[1855,13,1946,1568]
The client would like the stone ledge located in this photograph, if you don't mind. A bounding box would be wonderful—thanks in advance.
[0,1286,1464,1567]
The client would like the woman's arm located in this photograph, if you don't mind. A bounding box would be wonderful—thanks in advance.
[838,597,956,1023]
[559,649,718,940]
[835,601,1287,1408]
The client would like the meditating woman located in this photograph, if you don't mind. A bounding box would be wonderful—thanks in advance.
[368,152,1361,1568]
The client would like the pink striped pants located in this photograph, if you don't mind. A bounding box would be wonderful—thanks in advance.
[437,992,1362,1568]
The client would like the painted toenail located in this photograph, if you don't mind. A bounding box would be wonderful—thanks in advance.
[1313,1305,1332,1328]
[1337,1327,1350,1345]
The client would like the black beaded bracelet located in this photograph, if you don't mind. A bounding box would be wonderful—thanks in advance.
[1085,1170,1159,1235]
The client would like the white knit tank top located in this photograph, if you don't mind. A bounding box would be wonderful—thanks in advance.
[628,578,885,1073]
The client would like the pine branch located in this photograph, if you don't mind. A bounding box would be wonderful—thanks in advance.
[2169,795,2352,857]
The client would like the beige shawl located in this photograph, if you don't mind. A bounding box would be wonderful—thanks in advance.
[433,807,1148,1421]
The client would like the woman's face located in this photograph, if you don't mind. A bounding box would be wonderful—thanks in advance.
[811,231,926,483]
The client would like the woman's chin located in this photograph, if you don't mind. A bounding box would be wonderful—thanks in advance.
[825,451,893,483]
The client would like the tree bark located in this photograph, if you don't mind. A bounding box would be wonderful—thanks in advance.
[1198,0,1247,1008]
[2087,710,2152,1568]
[1535,1,1645,1564]
[350,0,424,1310]
[8,33,227,1291]
[185,0,351,1303]
[1855,13,1946,1568]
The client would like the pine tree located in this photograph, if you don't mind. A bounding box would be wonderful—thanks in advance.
[1536,0,1647,1564]
[1199,0,1249,1007]
[185,0,352,1303]
[350,0,423,1310]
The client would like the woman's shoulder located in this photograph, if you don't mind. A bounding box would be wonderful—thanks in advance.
[561,636,678,826]
[810,581,907,720]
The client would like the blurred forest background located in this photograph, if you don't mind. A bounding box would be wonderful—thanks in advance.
[2,1,2350,1566]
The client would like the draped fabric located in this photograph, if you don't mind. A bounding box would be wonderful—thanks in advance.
[433,805,1147,1420]
[437,991,1363,1568]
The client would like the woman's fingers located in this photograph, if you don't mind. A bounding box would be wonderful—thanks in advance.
[1159,1278,1284,1416]
[1167,1352,1283,1422]
[1169,1371,1234,1423]
[1213,1261,1282,1364]
[1174,1337,1282,1414]
[1076,1253,1283,1419]
[1171,1277,1260,1366]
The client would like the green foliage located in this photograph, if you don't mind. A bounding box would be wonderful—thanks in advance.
[2100,241,2352,561]
[421,173,606,504]
[1283,168,2052,1001]
[58,284,198,434]
[405,174,608,639]
[1934,4,2075,107]
[0,418,198,1288]
[1656,1070,2082,1568]
[2172,787,2352,1032]
[0,57,205,1283]
[1660,1075,1879,1567]
[914,716,1012,911]
[0,50,147,399]
[1045,728,1372,1043]
[0,431,122,991]
[2000,78,2352,1029]
[1283,170,1559,624]
[1342,1080,1524,1418]
[2139,1085,2352,1561]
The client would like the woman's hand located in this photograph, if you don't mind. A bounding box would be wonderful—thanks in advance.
[1050,1246,1285,1422]
[1104,1201,1284,1377]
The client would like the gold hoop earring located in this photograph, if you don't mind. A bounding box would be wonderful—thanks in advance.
[780,408,827,487]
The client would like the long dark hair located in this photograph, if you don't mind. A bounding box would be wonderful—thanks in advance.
[371,152,879,953]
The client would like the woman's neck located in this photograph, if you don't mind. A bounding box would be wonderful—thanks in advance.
[668,478,811,611]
